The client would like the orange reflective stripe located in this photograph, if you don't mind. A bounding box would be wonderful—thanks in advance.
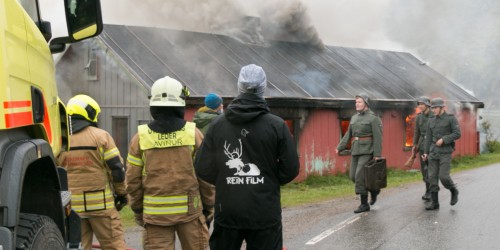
[42,98,52,144]
[3,101,31,108]
[4,111,32,127]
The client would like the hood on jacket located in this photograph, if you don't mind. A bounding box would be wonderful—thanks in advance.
[148,106,186,133]
[224,93,270,124]
[69,115,96,134]
[193,107,220,129]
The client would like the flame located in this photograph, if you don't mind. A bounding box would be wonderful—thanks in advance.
[404,108,419,147]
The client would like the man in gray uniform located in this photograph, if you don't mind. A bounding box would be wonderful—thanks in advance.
[336,94,383,213]
[412,96,433,201]
[422,97,461,210]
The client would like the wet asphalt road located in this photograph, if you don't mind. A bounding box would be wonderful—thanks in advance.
[283,163,500,250]
[122,163,500,250]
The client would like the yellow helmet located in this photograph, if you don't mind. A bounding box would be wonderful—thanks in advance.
[67,94,101,123]
[149,76,190,107]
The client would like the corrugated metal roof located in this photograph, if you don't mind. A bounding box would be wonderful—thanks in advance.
[99,24,482,107]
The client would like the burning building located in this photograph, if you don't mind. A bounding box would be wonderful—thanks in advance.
[56,24,483,181]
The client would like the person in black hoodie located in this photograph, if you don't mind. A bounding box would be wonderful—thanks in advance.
[194,64,300,250]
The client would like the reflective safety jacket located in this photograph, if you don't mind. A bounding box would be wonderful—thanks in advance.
[126,122,213,226]
[57,126,127,217]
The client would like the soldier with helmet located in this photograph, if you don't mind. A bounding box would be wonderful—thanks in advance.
[412,96,434,201]
[422,97,461,210]
[336,93,383,213]
[57,94,128,250]
[126,76,214,249]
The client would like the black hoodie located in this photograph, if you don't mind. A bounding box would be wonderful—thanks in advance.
[194,93,299,229]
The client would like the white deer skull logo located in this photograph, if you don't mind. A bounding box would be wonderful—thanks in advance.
[224,139,260,176]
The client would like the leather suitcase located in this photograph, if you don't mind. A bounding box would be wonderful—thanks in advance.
[364,158,387,191]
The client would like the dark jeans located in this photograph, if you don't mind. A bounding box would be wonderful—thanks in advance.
[209,222,283,250]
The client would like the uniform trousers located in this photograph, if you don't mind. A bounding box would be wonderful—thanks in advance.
[143,215,209,250]
[350,154,372,195]
[418,151,430,186]
[80,209,125,250]
[428,153,456,192]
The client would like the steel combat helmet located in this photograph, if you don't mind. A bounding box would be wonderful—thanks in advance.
[430,97,445,108]
[417,96,431,106]
[67,94,101,123]
[356,93,370,107]
[149,76,190,107]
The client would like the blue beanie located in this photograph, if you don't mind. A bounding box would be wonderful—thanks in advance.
[205,93,222,109]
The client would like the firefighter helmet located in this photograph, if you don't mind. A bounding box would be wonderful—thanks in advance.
[355,93,370,107]
[430,97,445,108]
[149,76,190,107]
[67,94,101,123]
[417,96,431,106]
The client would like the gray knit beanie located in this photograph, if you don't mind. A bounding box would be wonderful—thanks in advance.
[237,64,267,97]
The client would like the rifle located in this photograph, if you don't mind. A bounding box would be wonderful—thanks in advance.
[404,146,418,168]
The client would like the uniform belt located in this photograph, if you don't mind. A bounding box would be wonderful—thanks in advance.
[354,136,372,141]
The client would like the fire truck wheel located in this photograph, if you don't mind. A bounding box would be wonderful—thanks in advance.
[16,213,65,249]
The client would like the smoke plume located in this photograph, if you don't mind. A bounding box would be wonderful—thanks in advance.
[100,0,324,49]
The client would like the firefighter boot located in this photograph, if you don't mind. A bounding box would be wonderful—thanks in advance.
[354,195,370,213]
[422,183,431,201]
[450,188,459,206]
[369,190,380,205]
[425,192,439,210]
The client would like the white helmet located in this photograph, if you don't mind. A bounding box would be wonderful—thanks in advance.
[149,76,190,107]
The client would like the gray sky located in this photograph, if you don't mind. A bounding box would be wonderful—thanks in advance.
[40,0,499,111]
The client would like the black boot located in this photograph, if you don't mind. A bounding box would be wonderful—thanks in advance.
[370,190,380,205]
[422,183,431,201]
[450,188,459,206]
[354,195,370,213]
[425,192,439,210]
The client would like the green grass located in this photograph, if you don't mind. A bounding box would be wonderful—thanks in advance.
[120,151,500,226]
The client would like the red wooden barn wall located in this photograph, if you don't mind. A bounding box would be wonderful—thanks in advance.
[185,106,479,182]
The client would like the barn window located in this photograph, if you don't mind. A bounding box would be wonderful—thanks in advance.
[340,118,353,150]
[338,109,357,155]
[85,49,98,81]
[112,116,129,160]
[285,119,294,136]
[404,108,418,148]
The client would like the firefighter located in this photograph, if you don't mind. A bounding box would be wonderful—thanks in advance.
[57,94,127,250]
[126,76,214,250]
[422,97,460,210]
[193,93,223,135]
[336,93,383,213]
[413,96,434,201]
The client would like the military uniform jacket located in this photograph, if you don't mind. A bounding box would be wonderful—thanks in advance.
[57,126,126,217]
[337,109,383,156]
[424,111,461,155]
[126,122,214,226]
[413,110,433,153]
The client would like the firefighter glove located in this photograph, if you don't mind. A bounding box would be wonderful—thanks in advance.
[114,195,128,211]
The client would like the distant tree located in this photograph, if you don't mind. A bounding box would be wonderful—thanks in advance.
[481,120,499,153]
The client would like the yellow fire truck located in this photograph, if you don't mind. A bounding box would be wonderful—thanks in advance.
[0,0,103,249]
